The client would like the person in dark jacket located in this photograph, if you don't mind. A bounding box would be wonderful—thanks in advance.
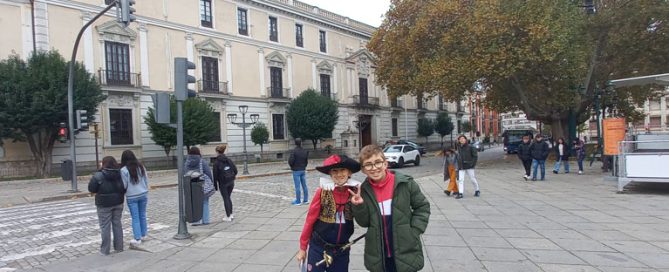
[517,135,533,180]
[88,156,125,255]
[529,134,550,181]
[213,144,238,222]
[455,135,479,199]
[552,137,570,174]
[350,145,430,272]
[572,138,586,175]
[289,138,309,205]
[185,147,213,225]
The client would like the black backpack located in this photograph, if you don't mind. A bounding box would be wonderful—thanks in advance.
[220,159,236,182]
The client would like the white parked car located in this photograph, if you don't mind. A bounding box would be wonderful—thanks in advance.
[383,144,421,168]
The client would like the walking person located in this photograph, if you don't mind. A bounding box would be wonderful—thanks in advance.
[442,148,459,196]
[573,138,586,175]
[289,138,309,205]
[350,145,430,272]
[88,156,125,255]
[120,150,149,248]
[529,134,550,181]
[552,137,570,174]
[517,135,533,180]
[455,135,480,199]
[213,145,238,222]
[295,154,362,272]
[185,147,214,225]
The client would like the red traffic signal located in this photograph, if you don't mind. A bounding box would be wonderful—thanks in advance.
[58,127,68,143]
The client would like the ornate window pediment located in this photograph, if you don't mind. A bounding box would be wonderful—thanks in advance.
[96,20,137,43]
[316,60,333,75]
[265,51,286,68]
[346,49,376,78]
[195,39,224,58]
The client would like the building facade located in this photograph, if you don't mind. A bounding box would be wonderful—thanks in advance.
[500,111,539,132]
[0,0,464,176]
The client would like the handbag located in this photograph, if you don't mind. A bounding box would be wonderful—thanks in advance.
[199,160,216,198]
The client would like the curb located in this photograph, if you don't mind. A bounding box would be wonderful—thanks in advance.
[26,168,320,205]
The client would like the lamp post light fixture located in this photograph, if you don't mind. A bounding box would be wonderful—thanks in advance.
[227,105,259,175]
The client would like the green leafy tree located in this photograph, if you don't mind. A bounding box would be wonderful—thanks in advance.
[0,51,105,177]
[286,89,338,150]
[144,96,216,155]
[369,0,669,139]
[434,112,454,147]
[251,122,269,154]
[416,118,434,144]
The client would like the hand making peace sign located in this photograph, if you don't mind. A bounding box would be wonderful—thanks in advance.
[349,184,363,205]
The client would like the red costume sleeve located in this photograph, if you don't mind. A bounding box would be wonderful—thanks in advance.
[299,188,322,250]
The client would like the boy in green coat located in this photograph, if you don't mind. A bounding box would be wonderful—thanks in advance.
[349,145,430,272]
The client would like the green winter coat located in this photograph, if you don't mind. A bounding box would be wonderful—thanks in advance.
[351,171,431,272]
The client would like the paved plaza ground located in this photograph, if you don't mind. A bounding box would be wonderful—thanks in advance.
[1,147,668,271]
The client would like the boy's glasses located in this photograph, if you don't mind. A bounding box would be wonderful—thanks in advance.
[362,160,385,171]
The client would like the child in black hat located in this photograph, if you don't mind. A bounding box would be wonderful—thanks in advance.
[296,154,361,272]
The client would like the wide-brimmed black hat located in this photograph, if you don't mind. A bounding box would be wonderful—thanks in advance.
[316,154,361,174]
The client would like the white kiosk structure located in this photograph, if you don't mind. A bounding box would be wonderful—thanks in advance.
[608,73,669,192]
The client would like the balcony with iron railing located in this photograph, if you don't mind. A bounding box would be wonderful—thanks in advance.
[390,98,403,110]
[197,80,228,94]
[267,87,291,100]
[352,95,379,108]
[98,69,141,88]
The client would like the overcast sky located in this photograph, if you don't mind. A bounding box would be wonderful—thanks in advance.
[299,0,391,27]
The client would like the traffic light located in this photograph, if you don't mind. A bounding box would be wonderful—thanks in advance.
[76,110,88,131]
[58,123,68,143]
[174,57,197,101]
[120,0,136,27]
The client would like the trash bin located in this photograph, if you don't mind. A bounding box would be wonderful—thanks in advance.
[183,176,204,223]
[61,159,73,181]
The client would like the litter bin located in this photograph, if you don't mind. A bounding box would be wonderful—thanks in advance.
[61,159,73,181]
[183,176,204,223]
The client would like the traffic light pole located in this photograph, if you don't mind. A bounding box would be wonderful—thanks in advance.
[174,99,191,240]
[66,2,117,192]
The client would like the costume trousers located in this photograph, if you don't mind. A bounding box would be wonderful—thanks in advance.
[446,165,458,193]
[306,241,350,272]
[458,169,480,194]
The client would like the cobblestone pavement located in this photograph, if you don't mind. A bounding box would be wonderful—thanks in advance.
[0,153,467,271]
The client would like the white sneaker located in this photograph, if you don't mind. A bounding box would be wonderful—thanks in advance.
[222,216,232,222]
[578,171,583,175]
[129,239,141,248]
[230,213,234,219]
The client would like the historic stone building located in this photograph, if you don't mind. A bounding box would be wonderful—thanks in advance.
[0,0,463,176]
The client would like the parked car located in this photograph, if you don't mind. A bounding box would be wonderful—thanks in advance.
[396,140,427,156]
[383,144,421,168]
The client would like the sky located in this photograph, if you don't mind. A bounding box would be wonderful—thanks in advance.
[298,0,391,27]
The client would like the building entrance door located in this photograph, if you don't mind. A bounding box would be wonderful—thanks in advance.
[358,115,373,149]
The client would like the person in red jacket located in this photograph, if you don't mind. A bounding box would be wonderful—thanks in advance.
[295,154,361,272]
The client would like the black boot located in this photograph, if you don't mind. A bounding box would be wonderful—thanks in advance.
[455,193,463,199]
[444,190,451,196]
[474,190,480,197]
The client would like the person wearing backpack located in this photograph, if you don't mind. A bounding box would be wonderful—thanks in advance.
[120,150,149,248]
[88,156,125,255]
[213,145,238,222]
[185,147,215,225]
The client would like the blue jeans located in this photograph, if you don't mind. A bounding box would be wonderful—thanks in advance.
[127,195,148,240]
[292,170,308,203]
[532,159,546,180]
[202,196,210,224]
[553,158,570,173]
[577,158,584,172]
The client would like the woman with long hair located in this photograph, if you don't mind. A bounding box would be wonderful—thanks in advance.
[120,150,149,247]
[88,156,125,255]
[213,145,237,222]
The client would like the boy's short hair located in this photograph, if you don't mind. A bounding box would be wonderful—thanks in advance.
[358,145,385,164]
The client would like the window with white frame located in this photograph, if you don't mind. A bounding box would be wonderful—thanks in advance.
[200,0,213,28]
[295,24,304,47]
[238,8,248,35]
[319,30,327,53]
[272,114,285,140]
[269,16,278,42]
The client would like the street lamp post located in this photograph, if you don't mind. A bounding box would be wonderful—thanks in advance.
[227,105,259,175]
